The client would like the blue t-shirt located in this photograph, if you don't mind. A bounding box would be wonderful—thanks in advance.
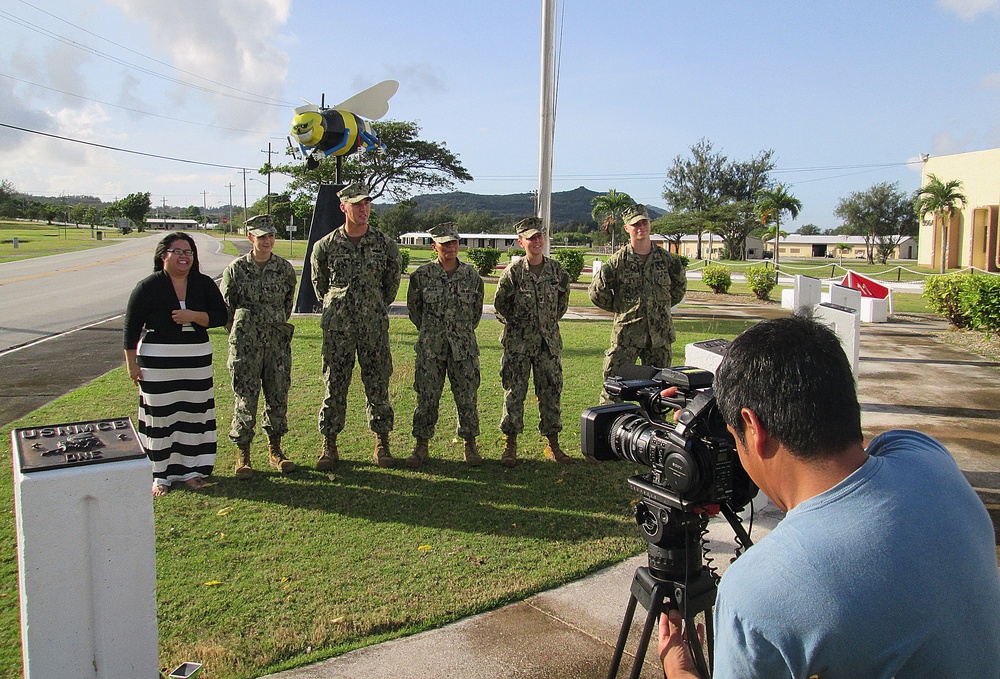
[713,430,1000,679]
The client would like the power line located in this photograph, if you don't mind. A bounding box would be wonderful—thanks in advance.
[15,0,293,107]
[0,122,249,170]
[475,160,921,183]
[0,72,280,136]
[0,6,294,108]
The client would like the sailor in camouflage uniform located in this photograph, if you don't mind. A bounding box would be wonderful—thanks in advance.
[589,204,687,404]
[405,222,484,468]
[311,183,402,469]
[221,214,298,478]
[493,217,574,467]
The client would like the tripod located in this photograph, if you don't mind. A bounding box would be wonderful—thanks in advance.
[607,564,716,679]
[607,482,754,679]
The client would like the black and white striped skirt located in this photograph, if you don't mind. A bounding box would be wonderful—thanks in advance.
[136,332,217,487]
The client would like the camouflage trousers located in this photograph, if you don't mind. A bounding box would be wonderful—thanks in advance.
[318,325,394,436]
[227,326,292,445]
[412,347,480,440]
[600,341,672,404]
[499,349,563,436]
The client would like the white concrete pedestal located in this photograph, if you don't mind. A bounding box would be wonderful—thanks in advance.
[12,422,158,678]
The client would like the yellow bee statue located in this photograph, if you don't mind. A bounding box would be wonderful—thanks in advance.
[290,80,398,169]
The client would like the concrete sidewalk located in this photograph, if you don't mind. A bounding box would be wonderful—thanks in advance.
[261,308,1000,679]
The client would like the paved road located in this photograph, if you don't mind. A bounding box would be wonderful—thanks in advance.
[0,232,235,427]
[0,231,233,353]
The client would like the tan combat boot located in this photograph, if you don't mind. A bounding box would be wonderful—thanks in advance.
[235,442,253,479]
[316,434,338,471]
[464,438,483,467]
[500,433,518,468]
[268,435,295,473]
[373,433,396,468]
[406,438,430,468]
[543,434,573,464]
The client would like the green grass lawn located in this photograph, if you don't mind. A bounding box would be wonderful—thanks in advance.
[0,221,129,263]
[0,315,757,678]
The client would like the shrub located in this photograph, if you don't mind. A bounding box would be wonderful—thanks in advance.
[745,265,777,300]
[507,247,525,260]
[552,248,586,282]
[674,253,690,269]
[399,248,411,273]
[466,247,502,276]
[702,265,732,294]
[958,273,1000,336]
[924,273,970,329]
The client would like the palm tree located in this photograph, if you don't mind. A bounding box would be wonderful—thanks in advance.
[836,241,850,267]
[915,174,967,273]
[755,184,802,270]
[591,188,634,252]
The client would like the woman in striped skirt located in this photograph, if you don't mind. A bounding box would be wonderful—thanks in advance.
[124,232,228,496]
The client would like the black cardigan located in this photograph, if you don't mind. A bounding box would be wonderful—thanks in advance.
[124,270,228,349]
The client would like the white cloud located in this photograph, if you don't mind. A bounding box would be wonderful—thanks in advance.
[982,72,1000,89]
[104,0,292,130]
[930,132,966,156]
[937,0,999,19]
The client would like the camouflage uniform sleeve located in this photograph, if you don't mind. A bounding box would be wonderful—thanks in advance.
[589,255,617,311]
[311,238,329,301]
[472,269,484,330]
[283,260,297,321]
[221,260,238,331]
[383,238,402,309]
[493,265,516,325]
[668,253,687,306]
[556,263,570,320]
[407,267,423,329]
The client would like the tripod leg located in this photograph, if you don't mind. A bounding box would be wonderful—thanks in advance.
[607,594,639,679]
[628,582,670,679]
[685,610,710,679]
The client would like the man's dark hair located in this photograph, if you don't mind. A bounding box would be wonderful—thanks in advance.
[153,232,200,274]
[714,313,862,459]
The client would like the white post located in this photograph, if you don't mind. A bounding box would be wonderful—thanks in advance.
[12,419,159,679]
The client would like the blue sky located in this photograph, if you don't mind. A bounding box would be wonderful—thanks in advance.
[1,0,998,230]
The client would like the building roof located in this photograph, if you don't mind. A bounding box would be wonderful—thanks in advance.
[399,231,519,240]
[770,234,915,245]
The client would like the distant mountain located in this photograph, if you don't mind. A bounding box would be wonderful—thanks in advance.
[382,186,665,227]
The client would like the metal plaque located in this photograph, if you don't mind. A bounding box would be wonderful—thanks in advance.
[691,338,730,357]
[11,417,144,473]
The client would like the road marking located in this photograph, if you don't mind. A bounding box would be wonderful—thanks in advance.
[0,250,147,286]
[0,314,125,358]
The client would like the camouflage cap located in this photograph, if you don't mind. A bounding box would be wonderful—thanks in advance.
[246,214,276,237]
[623,204,650,226]
[428,221,460,244]
[337,183,372,204]
[515,217,544,239]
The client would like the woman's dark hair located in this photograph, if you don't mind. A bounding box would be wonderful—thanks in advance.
[714,312,863,459]
[153,232,200,274]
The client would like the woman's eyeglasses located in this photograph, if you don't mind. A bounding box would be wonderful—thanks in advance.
[166,248,195,257]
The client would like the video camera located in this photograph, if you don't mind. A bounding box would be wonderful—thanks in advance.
[587,363,759,679]
[581,365,757,513]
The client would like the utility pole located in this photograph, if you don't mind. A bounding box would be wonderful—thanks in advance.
[240,169,250,227]
[260,142,278,215]
[225,183,235,240]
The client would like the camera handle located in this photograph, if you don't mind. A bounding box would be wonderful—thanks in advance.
[607,566,716,679]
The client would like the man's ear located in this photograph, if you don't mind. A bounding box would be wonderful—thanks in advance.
[740,408,774,459]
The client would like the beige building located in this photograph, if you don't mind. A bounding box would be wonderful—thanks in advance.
[674,234,766,260]
[770,235,917,260]
[918,148,1000,272]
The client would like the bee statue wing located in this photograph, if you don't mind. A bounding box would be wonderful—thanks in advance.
[335,80,399,120]
[293,101,320,116]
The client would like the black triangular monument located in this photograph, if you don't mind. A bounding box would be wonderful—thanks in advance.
[294,183,345,313]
